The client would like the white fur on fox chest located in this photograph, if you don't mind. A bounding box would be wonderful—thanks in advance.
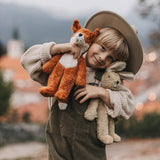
[59,54,78,68]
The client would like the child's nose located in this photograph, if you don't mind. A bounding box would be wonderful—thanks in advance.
[99,54,107,62]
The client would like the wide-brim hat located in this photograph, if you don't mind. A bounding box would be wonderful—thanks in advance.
[84,11,143,74]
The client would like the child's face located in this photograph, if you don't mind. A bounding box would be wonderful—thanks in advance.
[86,43,116,69]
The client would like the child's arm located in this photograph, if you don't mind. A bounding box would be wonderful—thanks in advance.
[74,84,135,119]
[105,85,135,119]
[50,43,80,59]
[74,85,113,108]
[21,42,80,85]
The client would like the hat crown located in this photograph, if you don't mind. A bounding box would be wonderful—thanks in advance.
[84,11,143,74]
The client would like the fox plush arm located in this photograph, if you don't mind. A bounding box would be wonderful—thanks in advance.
[42,54,63,74]
[75,56,86,87]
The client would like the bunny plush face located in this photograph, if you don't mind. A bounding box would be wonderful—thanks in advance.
[101,72,121,90]
[100,61,135,91]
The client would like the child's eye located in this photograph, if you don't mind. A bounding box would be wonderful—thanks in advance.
[101,45,106,51]
[107,56,114,62]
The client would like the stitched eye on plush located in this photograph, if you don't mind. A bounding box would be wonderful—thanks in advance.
[79,33,83,37]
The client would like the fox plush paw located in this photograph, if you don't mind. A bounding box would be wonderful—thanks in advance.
[39,87,56,97]
[55,90,69,100]
[58,102,68,110]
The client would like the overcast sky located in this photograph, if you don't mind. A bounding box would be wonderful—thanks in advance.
[0,0,137,19]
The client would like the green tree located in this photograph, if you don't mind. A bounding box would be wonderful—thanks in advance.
[22,112,31,123]
[0,70,14,116]
[0,41,5,57]
[116,112,160,138]
[138,0,160,48]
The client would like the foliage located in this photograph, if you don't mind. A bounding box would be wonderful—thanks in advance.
[22,112,31,123]
[116,112,160,138]
[138,0,160,48]
[0,70,14,116]
[138,0,160,19]
[0,41,5,57]
[8,109,18,123]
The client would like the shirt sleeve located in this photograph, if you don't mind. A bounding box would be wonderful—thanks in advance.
[105,85,135,120]
[20,42,55,86]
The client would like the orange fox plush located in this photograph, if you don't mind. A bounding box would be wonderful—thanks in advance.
[40,19,99,110]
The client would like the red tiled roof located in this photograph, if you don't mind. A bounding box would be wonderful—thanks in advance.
[0,55,30,80]
[0,99,49,124]
[16,100,48,124]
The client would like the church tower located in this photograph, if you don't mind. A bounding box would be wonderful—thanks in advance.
[7,28,24,58]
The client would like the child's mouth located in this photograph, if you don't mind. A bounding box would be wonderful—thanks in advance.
[94,56,102,65]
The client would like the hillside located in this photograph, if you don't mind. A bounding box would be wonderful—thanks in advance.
[0,3,85,47]
[0,3,156,49]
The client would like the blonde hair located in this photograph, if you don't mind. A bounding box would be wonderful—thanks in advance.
[94,27,129,62]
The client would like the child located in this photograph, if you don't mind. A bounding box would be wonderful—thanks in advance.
[21,11,143,160]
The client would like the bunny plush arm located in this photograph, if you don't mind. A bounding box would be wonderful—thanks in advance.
[84,99,99,121]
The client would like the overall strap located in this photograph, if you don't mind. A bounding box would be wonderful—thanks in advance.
[94,69,105,81]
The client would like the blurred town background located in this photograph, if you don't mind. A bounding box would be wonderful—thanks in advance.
[0,0,160,159]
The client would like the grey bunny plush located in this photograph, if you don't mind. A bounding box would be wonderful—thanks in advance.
[84,61,134,145]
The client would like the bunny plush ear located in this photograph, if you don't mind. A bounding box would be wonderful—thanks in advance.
[119,72,135,81]
[106,61,126,72]
[72,19,82,33]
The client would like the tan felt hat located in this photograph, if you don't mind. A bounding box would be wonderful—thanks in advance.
[85,11,143,74]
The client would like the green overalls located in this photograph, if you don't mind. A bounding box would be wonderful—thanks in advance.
[45,92,106,160]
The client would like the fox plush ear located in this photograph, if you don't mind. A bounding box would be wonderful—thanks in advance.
[72,19,82,33]
[91,28,100,42]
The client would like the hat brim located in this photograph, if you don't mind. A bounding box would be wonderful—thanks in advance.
[85,11,143,74]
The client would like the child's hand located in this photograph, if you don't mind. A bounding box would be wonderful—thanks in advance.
[50,43,80,59]
[74,85,113,109]
[74,85,103,103]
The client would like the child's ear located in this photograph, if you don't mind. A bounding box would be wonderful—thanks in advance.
[72,19,82,33]
[91,28,100,42]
